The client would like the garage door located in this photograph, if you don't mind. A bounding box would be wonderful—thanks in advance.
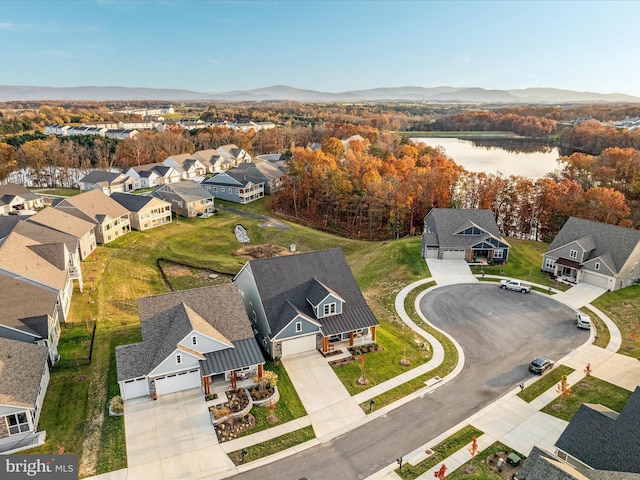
[281,335,316,357]
[122,377,149,400]
[154,369,201,396]
[442,249,466,260]
[582,271,610,290]
[425,248,438,259]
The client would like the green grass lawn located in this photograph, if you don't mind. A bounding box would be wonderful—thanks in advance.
[591,285,640,358]
[396,425,483,480]
[227,425,315,465]
[581,306,610,349]
[35,187,81,196]
[446,442,524,480]
[517,365,575,403]
[540,376,632,421]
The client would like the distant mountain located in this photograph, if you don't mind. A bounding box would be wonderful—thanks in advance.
[1,84,639,104]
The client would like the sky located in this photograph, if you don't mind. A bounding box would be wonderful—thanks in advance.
[2,0,640,96]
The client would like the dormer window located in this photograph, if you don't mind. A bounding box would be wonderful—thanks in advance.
[176,354,182,364]
[323,303,337,316]
[191,335,197,346]
[569,249,578,259]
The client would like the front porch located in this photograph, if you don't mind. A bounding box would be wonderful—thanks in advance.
[202,365,263,400]
[321,326,377,355]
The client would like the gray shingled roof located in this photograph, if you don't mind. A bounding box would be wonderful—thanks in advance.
[14,220,78,255]
[424,208,507,248]
[0,216,21,240]
[79,170,125,185]
[110,192,161,212]
[0,273,57,339]
[244,248,378,336]
[116,284,258,382]
[0,337,48,408]
[154,181,213,202]
[547,217,640,273]
[0,183,41,202]
[555,387,640,473]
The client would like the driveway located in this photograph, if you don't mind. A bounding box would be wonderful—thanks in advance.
[553,282,607,309]
[124,390,233,480]
[281,351,365,439]
[426,259,477,285]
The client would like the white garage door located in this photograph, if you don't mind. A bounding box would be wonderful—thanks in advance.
[155,369,201,396]
[122,377,149,400]
[582,271,610,290]
[442,249,466,260]
[281,335,316,357]
[425,248,438,259]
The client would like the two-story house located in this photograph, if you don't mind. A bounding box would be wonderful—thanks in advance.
[151,181,214,218]
[27,207,97,260]
[78,171,137,194]
[201,170,265,204]
[163,154,208,179]
[542,217,640,291]
[55,189,131,245]
[110,192,172,231]
[124,163,182,189]
[0,183,45,215]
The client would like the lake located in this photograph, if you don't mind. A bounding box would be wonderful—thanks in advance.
[412,137,561,179]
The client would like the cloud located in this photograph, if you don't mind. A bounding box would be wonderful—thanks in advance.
[202,56,220,65]
[0,21,31,31]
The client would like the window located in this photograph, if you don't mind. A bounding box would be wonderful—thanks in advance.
[191,335,197,346]
[323,303,337,316]
[295,322,302,332]
[494,249,503,259]
[221,187,225,193]
[544,258,556,269]
[7,412,30,435]
[176,354,182,364]
[569,249,578,259]
[594,262,600,271]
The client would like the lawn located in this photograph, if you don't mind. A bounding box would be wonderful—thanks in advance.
[395,424,483,480]
[227,426,315,465]
[591,285,640,358]
[446,441,524,480]
[517,365,575,403]
[540,376,632,421]
[580,306,609,349]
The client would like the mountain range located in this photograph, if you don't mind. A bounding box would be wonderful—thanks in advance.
[1,84,639,104]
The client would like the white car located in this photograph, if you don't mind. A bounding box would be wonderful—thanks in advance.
[576,313,591,329]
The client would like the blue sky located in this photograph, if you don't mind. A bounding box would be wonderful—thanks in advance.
[2,0,639,96]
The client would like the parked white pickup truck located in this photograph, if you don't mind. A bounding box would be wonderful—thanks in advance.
[499,279,532,293]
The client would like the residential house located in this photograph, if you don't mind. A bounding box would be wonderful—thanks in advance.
[163,154,208,179]
[555,387,640,473]
[117,121,157,131]
[0,274,61,365]
[233,248,379,359]
[421,208,510,263]
[110,192,172,231]
[0,229,75,322]
[0,338,49,453]
[0,183,45,215]
[151,181,214,218]
[78,170,137,194]
[55,189,131,245]
[115,284,265,401]
[193,149,235,173]
[201,169,264,204]
[237,159,286,194]
[541,217,640,291]
[27,207,97,260]
[124,163,181,188]
[216,144,252,164]
[44,124,70,136]
[105,129,138,140]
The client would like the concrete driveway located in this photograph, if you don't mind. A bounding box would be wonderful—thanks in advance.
[552,282,607,309]
[426,259,477,285]
[124,389,234,480]
[281,351,365,439]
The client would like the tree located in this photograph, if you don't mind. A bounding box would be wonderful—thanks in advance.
[434,464,447,479]
[259,370,278,394]
[468,436,479,457]
[584,363,592,377]
[0,142,17,182]
[556,375,571,398]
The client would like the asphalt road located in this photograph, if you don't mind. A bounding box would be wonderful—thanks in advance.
[230,283,589,480]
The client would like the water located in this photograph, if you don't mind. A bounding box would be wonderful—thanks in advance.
[412,137,561,179]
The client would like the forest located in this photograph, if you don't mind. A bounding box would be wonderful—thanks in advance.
[0,101,639,241]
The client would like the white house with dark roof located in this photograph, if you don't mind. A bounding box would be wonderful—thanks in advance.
[163,154,207,179]
[151,181,214,218]
[0,183,45,215]
[124,163,181,188]
[110,192,172,231]
[0,338,49,453]
[115,284,265,401]
[233,248,379,359]
[542,217,640,291]
[421,208,510,263]
[78,170,137,194]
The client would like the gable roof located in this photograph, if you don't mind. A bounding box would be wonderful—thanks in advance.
[0,215,21,241]
[0,337,48,408]
[517,446,591,480]
[242,248,378,336]
[555,386,640,473]
[56,189,129,223]
[110,192,168,212]
[116,284,257,381]
[153,181,213,202]
[423,208,507,248]
[547,217,640,273]
[0,273,58,339]
[27,207,95,238]
[12,219,78,254]
[79,170,128,185]
[0,183,41,203]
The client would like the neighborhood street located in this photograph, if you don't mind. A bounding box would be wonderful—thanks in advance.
[230,283,587,480]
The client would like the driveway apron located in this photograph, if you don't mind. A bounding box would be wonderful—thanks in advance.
[552,283,607,309]
[124,389,234,480]
[425,259,477,285]
[281,350,365,439]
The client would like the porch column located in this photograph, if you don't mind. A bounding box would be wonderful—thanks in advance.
[322,336,328,353]
[349,331,354,347]
[203,376,210,396]
[257,364,263,378]
[230,370,237,389]
[371,326,377,342]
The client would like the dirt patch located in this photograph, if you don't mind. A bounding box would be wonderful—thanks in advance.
[233,244,291,260]
[162,263,215,279]
[552,403,564,410]
[486,452,521,479]
[579,382,592,389]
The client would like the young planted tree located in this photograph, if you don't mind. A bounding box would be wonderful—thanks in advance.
[468,436,479,457]
[434,464,447,480]
[584,363,592,377]
[557,375,572,398]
